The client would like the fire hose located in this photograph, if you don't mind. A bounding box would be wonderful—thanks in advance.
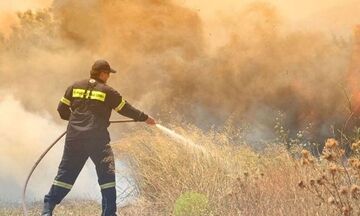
[21,119,136,216]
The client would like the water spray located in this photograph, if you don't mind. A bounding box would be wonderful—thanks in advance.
[21,119,135,216]
[155,124,208,155]
[156,124,231,173]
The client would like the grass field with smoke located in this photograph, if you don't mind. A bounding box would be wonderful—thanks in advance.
[1,0,360,215]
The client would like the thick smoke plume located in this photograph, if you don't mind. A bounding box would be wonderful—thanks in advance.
[0,1,353,129]
[0,0,358,202]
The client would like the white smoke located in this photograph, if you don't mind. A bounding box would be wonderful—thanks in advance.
[0,94,102,203]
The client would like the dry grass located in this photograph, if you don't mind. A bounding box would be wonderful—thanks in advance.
[0,201,101,216]
[112,124,360,215]
[4,125,360,215]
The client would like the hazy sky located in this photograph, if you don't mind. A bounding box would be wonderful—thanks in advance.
[0,0,52,36]
[0,0,358,38]
[179,0,343,21]
[179,0,359,34]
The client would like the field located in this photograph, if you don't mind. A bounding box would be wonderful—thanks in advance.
[3,124,360,216]
[0,201,100,216]
[2,1,360,215]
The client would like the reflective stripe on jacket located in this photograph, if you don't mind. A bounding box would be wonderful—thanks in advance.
[57,78,148,141]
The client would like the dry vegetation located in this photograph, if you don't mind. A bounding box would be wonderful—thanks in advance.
[2,124,360,216]
[2,2,360,216]
[109,124,359,216]
[0,201,101,216]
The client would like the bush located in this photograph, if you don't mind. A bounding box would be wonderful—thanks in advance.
[173,191,210,216]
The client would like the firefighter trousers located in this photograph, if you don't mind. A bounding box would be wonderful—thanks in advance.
[44,138,117,216]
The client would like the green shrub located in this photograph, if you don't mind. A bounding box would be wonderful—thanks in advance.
[173,192,210,216]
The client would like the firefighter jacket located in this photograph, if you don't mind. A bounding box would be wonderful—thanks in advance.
[57,78,148,142]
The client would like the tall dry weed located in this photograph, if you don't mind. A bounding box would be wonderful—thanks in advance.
[112,124,348,215]
[298,138,360,216]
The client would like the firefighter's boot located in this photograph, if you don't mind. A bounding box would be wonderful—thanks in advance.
[41,201,56,216]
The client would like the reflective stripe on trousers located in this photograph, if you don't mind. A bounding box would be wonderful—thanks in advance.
[44,139,117,216]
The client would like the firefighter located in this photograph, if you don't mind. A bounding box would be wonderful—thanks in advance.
[42,60,156,216]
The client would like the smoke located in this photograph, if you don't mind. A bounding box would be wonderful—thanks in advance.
[0,0,52,37]
[0,1,353,125]
[0,95,102,202]
[0,0,358,203]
